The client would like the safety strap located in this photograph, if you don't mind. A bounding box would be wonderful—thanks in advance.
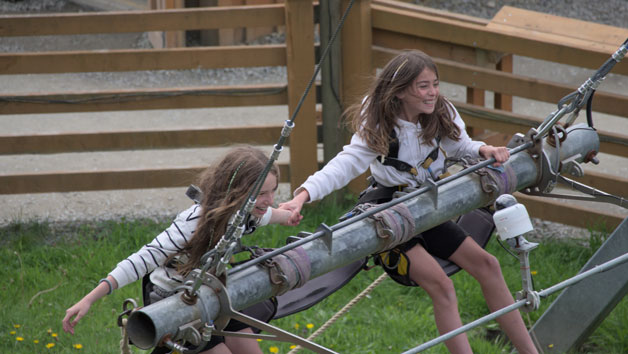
[376,129,449,180]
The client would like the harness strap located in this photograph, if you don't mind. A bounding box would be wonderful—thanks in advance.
[377,129,446,178]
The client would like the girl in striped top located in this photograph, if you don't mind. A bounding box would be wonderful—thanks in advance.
[62,145,300,354]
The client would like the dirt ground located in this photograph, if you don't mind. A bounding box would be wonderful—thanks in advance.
[0,0,626,233]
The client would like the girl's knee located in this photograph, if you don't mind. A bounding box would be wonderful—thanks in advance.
[421,275,457,305]
[474,252,503,279]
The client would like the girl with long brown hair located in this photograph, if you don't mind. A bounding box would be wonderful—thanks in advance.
[280,50,538,353]
[63,145,299,354]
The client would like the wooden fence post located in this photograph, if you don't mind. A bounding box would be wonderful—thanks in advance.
[285,0,318,192]
[495,53,514,111]
[321,0,345,164]
[342,0,372,195]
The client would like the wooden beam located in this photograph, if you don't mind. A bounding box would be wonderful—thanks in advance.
[0,164,291,194]
[515,192,625,230]
[371,4,628,76]
[0,45,286,74]
[0,84,288,114]
[373,29,497,67]
[373,46,628,119]
[495,54,513,111]
[0,125,283,155]
[372,0,489,26]
[0,4,285,36]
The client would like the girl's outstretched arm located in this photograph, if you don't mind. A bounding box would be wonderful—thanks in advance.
[62,275,118,334]
[269,207,303,226]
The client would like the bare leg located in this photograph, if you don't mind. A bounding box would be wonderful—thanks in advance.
[449,237,538,354]
[406,244,473,354]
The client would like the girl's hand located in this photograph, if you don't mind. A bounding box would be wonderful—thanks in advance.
[285,209,303,226]
[479,145,510,166]
[62,298,92,334]
[278,189,310,215]
[271,208,303,226]
[62,276,116,335]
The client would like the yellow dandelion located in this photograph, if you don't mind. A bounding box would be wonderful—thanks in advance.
[269,346,279,353]
[46,343,55,349]
[13,324,21,328]
[531,270,538,275]
[294,323,300,330]
[34,340,40,344]
[16,337,24,341]
[306,323,314,329]
[10,330,16,335]
[51,333,58,338]
[73,343,83,349]
[290,345,297,349]
[257,338,263,342]
[548,344,554,348]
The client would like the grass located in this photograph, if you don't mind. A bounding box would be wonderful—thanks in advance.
[1,199,626,353]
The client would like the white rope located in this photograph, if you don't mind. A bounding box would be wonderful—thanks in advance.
[287,272,389,354]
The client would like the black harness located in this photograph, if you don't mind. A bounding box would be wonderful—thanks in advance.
[376,129,446,179]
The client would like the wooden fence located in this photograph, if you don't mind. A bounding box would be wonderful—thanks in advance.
[0,0,626,229]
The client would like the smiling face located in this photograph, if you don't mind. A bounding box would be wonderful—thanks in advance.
[251,173,278,218]
[396,68,439,120]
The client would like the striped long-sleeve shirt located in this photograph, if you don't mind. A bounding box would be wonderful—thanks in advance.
[108,203,272,291]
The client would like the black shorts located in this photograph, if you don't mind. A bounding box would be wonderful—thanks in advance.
[398,220,467,260]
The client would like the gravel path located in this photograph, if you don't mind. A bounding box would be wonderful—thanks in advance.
[1,0,626,240]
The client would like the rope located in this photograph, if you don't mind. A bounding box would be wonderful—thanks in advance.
[120,318,131,354]
[287,272,389,354]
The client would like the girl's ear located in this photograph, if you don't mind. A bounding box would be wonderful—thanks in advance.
[395,89,406,101]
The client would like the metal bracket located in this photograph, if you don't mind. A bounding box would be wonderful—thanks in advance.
[561,154,584,178]
[424,178,439,209]
[521,149,558,195]
[316,223,334,254]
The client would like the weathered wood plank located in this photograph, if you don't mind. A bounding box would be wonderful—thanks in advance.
[489,6,628,48]
[0,126,283,154]
[0,4,285,36]
[0,45,286,74]
[0,84,288,114]
[0,164,290,194]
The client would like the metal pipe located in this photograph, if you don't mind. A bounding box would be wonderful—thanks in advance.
[126,125,600,349]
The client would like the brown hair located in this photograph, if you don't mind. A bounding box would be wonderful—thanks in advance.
[345,50,461,155]
[176,145,278,276]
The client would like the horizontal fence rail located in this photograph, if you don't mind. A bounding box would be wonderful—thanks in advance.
[0,4,286,37]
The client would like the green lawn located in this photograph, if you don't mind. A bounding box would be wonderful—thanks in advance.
[1,200,626,353]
